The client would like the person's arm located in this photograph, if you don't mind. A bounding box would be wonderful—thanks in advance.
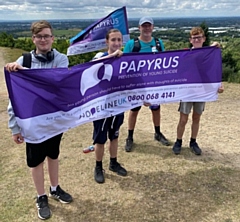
[7,101,24,144]
[5,57,25,144]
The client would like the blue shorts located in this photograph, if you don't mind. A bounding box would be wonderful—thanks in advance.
[131,105,160,112]
[93,114,124,144]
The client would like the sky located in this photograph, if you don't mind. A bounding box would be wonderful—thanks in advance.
[0,0,239,21]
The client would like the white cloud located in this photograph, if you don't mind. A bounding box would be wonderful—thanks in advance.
[0,0,239,20]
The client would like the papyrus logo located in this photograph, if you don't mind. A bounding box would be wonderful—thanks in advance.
[80,63,113,95]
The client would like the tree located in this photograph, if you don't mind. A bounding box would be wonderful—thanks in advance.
[0,32,14,47]
[200,21,210,46]
[222,50,237,71]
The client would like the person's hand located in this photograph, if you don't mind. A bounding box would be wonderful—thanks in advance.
[115,49,123,57]
[110,49,123,57]
[93,49,123,61]
[211,41,221,48]
[5,62,24,72]
[12,133,24,144]
[218,84,224,93]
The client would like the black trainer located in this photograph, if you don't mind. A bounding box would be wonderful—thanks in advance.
[109,162,127,176]
[172,141,182,155]
[36,195,51,220]
[190,142,202,155]
[49,185,73,203]
[125,138,133,152]
[154,132,170,146]
[94,166,105,183]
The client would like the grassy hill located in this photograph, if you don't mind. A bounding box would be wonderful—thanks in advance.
[1,47,240,222]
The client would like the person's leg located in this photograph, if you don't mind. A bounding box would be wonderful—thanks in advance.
[191,111,201,139]
[189,111,202,155]
[151,106,170,146]
[46,134,72,203]
[109,114,127,176]
[32,163,51,220]
[93,119,108,183]
[172,102,191,155]
[108,138,126,176]
[94,143,105,183]
[26,142,51,220]
[177,112,189,139]
[128,110,139,134]
[125,107,140,152]
[151,108,160,127]
[172,112,189,155]
[95,143,105,161]
[47,158,58,187]
[46,134,61,188]
[48,157,72,204]
[109,139,118,158]
[31,162,45,195]
[189,102,205,155]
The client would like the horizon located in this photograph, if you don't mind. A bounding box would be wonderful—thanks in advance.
[1,16,240,22]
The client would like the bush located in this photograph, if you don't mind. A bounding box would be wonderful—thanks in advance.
[228,70,240,83]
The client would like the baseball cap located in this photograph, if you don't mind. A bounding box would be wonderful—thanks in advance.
[139,16,154,26]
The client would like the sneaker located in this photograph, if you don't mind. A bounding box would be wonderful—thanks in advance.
[49,185,73,203]
[125,138,133,152]
[172,141,182,155]
[36,195,51,220]
[154,132,170,146]
[190,142,202,155]
[94,166,105,183]
[109,162,127,176]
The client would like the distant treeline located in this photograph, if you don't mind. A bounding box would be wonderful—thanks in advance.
[1,16,240,33]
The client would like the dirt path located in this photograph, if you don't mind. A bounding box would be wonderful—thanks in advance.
[0,48,9,126]
[0,47,8,98]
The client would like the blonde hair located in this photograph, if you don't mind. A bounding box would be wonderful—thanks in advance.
[30,20,53,35]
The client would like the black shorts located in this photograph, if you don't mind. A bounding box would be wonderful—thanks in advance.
[93,114,124,144]
[26,133,63,168]
[131,105,160,112]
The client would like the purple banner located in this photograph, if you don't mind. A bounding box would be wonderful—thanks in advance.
[67,6,130,55]
[5,47,222,143]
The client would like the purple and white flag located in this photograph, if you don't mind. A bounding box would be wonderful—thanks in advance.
[5,47,222,143]
[67,6,130,55]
